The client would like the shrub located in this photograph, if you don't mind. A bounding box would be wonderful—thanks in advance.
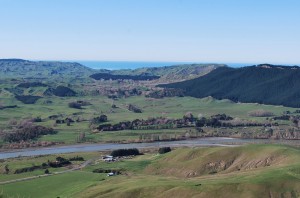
[128,104,142,113]
[158,147,171,154]
[110,148,140,157]
[68,102,82,109]
[91,115,108,124]
[69,156,84,161]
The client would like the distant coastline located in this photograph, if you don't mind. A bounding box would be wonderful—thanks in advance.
[75,61,253,70]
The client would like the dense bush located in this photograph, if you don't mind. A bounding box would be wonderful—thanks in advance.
[91,115,108,124]
[158,147,172,154]
[69,156,84,161]
[110,148,140,157]
[145,88,184,98]
[48,157,71,168]
[14,165,44,174]
[92,168,121,174]
[3,123,56,142]
[68,101,82,109]
[128,104,142,113]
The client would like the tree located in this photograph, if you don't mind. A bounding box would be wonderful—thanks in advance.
[4,165,9,174]
[44,169,50,174]
[158,147,171,154]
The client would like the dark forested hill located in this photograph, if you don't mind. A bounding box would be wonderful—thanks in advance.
[160,64,300,107]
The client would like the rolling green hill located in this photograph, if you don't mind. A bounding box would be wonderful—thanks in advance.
[75,144,300,198]
[0,60,224,82]
[161,64,300,107]
[2,144,299,198]
[111,63,226,82]
[0,59,95,79]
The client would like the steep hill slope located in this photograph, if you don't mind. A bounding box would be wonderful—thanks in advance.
[77,144,300,198]
[161,64,300,107]
[145,144,300,178]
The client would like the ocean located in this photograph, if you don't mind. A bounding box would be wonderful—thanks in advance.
[76,61,253,70]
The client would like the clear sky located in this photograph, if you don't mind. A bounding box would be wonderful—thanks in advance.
[0,0,299,64]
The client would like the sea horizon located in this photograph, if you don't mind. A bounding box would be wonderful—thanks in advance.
[73,60,256,70]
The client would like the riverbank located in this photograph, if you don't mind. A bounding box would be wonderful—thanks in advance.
[1,137,299,160]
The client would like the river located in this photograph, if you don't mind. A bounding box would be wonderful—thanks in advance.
[0,138,298,159]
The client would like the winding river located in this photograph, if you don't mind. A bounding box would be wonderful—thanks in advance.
[0,137,298,159]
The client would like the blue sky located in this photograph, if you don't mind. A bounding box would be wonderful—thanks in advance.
[0,0,299,64]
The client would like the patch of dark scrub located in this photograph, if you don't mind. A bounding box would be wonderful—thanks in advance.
[128,104,142,113]
[46,86,77,97]
[93,168,121,174]
[15,95,42,104]
[0,105,18,110]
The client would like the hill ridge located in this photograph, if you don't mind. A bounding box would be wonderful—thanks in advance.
[160,64,300,107]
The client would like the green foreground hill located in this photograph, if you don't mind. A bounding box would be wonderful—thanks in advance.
[77,144,300,198]
[1,144,299,198]
[161,64,300,107]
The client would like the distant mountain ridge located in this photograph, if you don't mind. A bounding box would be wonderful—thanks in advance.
[160,64,300,107]
[0,59,95,78]
[110,64,226,82]
[0,59,225,81]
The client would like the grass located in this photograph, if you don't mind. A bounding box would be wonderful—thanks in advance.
[1,144,299,198]
[0,152,101,182]
[0,95,296,146]
[1,171,104,198]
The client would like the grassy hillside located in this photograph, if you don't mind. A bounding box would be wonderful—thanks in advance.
[0,60,224,82]
[145,144,300,177]
[0,59,95,79]
[1,144,299,198]
[161,64,300,107]
[111,64,226,82]
[76,144,300,198]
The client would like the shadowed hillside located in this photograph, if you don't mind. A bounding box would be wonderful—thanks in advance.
[160,64,300,107]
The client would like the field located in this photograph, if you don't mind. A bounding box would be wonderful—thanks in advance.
[1,63,300,198]
[1,144,299,198]
[0,93,296,146]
